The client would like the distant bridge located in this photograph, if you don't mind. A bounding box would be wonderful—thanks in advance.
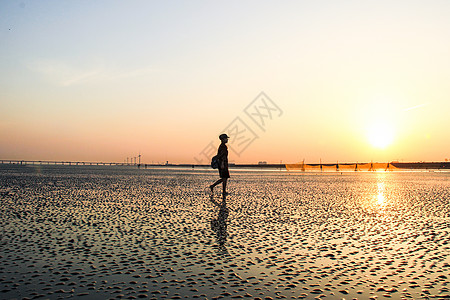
[0,160,131,166]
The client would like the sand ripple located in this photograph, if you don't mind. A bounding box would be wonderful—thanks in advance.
[0,166,449,299]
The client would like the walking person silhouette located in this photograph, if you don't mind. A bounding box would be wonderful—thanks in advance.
[210,134,230,196]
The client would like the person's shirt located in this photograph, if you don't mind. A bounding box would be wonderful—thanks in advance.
[217,143,228,166]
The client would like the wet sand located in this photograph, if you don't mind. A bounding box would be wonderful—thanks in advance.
[1,165,449,299]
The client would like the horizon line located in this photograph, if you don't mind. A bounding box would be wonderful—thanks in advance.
[1,159,449,166]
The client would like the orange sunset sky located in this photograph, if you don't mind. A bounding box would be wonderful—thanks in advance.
[1,1,449,164]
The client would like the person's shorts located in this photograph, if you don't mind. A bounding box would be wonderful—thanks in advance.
[218,167,230,179]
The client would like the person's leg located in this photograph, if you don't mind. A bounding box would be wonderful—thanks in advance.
[222,178,227,195]
[210,178,223,191]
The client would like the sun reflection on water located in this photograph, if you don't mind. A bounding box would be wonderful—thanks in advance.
[377,182,386,207]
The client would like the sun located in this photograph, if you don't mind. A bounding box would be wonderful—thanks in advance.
[367,121,395,149]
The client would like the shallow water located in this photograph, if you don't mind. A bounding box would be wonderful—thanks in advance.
[0,165,449,299]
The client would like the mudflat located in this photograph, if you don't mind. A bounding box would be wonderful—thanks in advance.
[1,165,449,299]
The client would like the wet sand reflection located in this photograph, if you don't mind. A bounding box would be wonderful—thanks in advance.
[210,194,229,255]
[0,166,449,299]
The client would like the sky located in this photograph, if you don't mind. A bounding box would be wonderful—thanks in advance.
[1,0,450,164]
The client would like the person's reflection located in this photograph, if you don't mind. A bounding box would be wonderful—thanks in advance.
[210,194,229,253]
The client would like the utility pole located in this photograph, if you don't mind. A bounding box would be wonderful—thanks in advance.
[138,152,141,168]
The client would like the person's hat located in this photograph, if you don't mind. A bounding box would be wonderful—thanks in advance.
[219,133,229,140]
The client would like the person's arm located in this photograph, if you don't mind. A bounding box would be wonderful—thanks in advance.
[217,145,227,168]
[217,145,226,160]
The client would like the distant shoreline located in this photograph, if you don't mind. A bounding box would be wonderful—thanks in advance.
[1,160,449,170]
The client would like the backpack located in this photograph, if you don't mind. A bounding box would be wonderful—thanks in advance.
[211,155,219,169]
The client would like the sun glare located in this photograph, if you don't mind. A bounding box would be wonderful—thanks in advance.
[376,180,387,209]
[377,192,385,206]
[367,121,395,149]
